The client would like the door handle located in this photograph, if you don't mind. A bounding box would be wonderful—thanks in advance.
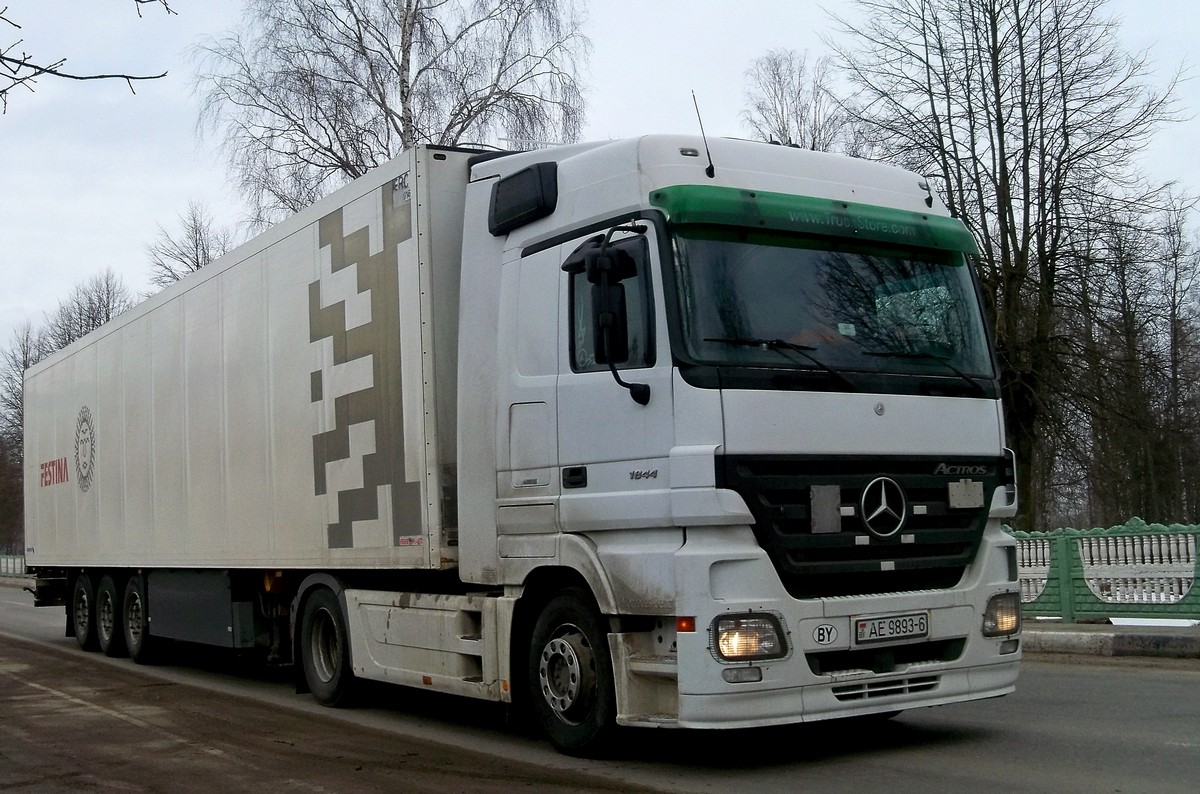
[562,466,588,489]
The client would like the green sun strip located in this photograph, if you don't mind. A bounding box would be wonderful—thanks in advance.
[649,185,980,255]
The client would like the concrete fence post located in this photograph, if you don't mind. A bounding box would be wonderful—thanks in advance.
[1056,532,1076,624]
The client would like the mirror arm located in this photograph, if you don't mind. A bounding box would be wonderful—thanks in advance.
[603,335,651,405]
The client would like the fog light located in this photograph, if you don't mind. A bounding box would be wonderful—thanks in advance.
[982,592,1022,637]
[722,666,763,684]
[711,614,787,662]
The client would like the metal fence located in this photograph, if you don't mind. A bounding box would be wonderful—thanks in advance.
[1013,519,1200,622]
[0,555,26,577]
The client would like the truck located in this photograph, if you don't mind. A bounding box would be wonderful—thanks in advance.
[24,135,1022,754]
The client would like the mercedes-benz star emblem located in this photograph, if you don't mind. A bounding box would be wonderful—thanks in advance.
[861,476,906,537]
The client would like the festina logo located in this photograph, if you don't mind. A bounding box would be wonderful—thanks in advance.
[934,463,989,476]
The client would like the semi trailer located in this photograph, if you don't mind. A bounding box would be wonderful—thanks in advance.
[24,135,1022,754]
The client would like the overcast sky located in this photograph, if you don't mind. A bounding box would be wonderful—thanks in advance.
[1,0,1195,346]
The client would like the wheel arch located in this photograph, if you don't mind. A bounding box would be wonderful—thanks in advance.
[513,566,605,639]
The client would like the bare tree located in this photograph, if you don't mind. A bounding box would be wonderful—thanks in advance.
[147,201,237,289]
[0,1,173,113]
[1154,199,1200,520]
[195,0,589,225]
[0,320,40,446]
[0,322,35,554]
[1065,198,1200,526]
[0,431,20,553]
[742,48,849,152]
[40,269,136,353]
[829,0,1182,528]
[0,271,136,554]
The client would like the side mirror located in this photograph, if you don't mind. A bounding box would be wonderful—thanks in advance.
[592,283,629,364]
[561,225,652,406]
[583,248,637,285]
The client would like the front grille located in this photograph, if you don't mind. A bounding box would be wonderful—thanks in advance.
[832,675,940,702]
[807,638,966,675]
[718,455,999,598]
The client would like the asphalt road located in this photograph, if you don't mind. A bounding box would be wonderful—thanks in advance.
[2,581,1198,793]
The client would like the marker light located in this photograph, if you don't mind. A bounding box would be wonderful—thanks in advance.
[982,592,1022,637]
[711,614,787,662]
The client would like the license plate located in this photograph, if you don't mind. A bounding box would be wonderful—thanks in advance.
[854,611,929,645]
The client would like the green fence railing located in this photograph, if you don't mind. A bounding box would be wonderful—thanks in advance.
[0,555,26,578]
[1013,519,1200,622]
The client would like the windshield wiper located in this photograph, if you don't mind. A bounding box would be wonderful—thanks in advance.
[704,337,858,392]
[863,349,987,396]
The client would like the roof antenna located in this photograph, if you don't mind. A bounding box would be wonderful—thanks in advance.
[691,91,716,179]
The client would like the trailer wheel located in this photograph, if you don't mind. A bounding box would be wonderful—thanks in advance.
[123,574,157,664]
[300,588,354,706]
[71,573,99,652]
[96,575,128,658]
[527,588,616,755]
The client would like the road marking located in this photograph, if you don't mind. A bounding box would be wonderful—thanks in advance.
[0,667,230,758]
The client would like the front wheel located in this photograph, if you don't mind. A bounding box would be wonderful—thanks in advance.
[300,587,355,706]
[527,588,616,755]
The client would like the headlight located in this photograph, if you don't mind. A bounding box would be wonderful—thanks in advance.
[711,614,787,662]
[982,592,1022,637]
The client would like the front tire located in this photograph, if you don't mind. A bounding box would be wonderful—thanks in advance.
[71,573,99,652]
[96,575,128,658]
[300,587,354,706]
[527,588,616,755]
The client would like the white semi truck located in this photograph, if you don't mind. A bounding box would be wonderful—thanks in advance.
[24,135,1022,754]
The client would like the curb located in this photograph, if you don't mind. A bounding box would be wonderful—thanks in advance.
[1022,624,1200,659]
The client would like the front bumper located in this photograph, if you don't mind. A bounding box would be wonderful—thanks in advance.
[608,523,1021,729]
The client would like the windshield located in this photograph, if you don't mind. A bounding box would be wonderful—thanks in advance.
[671,226,995,379]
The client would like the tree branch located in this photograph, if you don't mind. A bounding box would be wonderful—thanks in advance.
[0,53,167,86]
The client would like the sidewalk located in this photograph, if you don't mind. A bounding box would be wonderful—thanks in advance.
[4,574,1198,659]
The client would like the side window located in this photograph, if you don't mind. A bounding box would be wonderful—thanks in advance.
[566,232,655,373]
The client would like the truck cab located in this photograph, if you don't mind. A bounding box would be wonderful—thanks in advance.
[460,136,1020,749]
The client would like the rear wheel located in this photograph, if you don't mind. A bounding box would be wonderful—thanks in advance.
[300,588,354,706]
[527,588,616,756]
[123,574,158,664]
[96,575,128,657]
[71,573,99,652]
